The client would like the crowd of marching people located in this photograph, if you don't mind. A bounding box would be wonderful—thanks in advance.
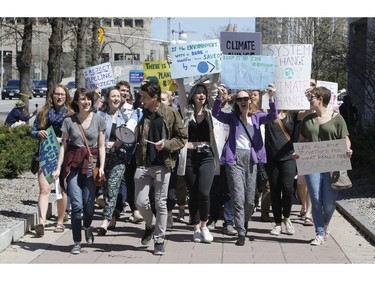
[27,72,353,255]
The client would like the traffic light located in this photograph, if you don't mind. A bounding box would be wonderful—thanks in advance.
[98,27,104,43]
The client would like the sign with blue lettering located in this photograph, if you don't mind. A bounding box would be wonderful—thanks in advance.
[83,62,116,91]
[39,126,60,184]
[220,32,261,55]
[221,55,275,89]
[129,70,144,83]
[168,39,222,79]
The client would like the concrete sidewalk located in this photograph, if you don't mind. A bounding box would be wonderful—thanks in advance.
[0,204,374,264]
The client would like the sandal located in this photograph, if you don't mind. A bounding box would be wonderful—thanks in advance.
[54,224,65,233]
[35,224,45,236]
[98,226,107,235]
[303,217,314,226]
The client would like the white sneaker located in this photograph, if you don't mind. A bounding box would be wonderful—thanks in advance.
[200,226,213,243]
[283,218,295,235]
[193,230,202,243]
[310,235,324,246]
[270,225,282,236]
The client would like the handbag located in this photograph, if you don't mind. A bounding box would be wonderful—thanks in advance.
[77,121,106,187]
[236,115,268,182]
[331,170,352,190]
[30,150,39,174]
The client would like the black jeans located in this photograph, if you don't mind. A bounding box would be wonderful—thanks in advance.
[185,148,215,226]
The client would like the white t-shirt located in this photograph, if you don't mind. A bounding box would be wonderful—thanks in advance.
[236,117,254,150]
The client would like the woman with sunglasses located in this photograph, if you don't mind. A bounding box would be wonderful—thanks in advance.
[212,86,277,246]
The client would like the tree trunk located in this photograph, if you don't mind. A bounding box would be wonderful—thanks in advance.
[16,17,34,114]
[47,18,64,98]
[76,18,89,88]
[91,18,100,66]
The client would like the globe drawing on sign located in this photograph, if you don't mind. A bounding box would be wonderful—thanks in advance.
[284,68,294,79]
[197,61,209,73]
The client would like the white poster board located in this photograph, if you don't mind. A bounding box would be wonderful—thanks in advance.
[262,44,313,110]
[212,117,229,159]
[220,32,262,55]
[83,62,116,92]
[168,39,221,79]
[316,80,339,110]
[221,55,275,89]
[293,139,352,176]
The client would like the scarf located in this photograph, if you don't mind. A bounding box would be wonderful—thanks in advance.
[48,106,68,137]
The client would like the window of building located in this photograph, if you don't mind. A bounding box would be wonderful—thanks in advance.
[100,53,109,63]
[125,53,140,61]
[113,18,123,28]
[114,53,124,61]
[102,18,112,27]
[135,19,144,28]
[124,19,133,27]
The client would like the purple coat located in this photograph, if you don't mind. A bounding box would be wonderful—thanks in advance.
[212,97,277,165]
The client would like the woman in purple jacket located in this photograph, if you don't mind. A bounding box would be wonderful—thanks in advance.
[212,86,277,246]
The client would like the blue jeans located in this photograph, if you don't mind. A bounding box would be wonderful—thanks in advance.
[304,172,338,236]
[67,167,96,243]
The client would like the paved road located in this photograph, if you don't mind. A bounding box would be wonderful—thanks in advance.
[0,97,43,124]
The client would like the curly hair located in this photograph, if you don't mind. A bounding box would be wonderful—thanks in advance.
[37,84,74,129]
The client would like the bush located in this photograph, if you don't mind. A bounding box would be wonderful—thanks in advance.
[0,125,38,178]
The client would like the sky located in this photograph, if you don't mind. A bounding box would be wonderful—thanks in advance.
[151,18,256,43]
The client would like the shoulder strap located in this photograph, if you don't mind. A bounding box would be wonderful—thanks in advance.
[75,116,94,167]
[276,118,291,142]
[236,114,255,147]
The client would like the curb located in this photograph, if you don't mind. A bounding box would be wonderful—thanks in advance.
[336,199,375,244]
[0,200,56,253]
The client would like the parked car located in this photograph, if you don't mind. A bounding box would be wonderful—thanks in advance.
[1,79,21,100]
[32,80,48,97]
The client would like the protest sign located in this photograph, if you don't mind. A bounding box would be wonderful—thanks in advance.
[143,60,177,91]
[262,44,312,110]
[212,117,229,159]
[293,139,352,176]
[168,39,221,79]
[129,70,144,83]
[83,62,116,91]
[220,32,261,55]
[221,55,275,89]
[39,126,60,184]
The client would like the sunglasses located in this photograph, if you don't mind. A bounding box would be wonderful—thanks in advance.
[236,97,250,102]
[307,95,318,102]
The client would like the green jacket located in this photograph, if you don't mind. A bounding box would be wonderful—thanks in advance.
[135,103,188,171]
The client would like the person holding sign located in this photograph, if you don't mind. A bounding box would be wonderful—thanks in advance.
[175,74,221,244]
[212,86,277,246]
[294,86,353,246]
[52,88,106,255]
[31,84,74,236]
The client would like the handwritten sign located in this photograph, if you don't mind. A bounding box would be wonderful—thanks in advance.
[221,55,275,89]
[317,80,338,110]
[293,139,352,176]
[39,126,60,184]
[212,117,229,159]
[262,44,312,110]
[143,60,177,92]
[168,39,221,79]
[83,62,116,92]
[220,32,261,55]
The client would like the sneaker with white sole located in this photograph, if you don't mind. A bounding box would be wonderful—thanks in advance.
[270,225,282,236]
[283,218,295,235]
[200,226,213,243]
[70,243,81,255]
[224,224,237,236]
[310,235,324,246]
[193,230,202,243]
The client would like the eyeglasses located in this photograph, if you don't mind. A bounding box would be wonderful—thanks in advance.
[307,95,317,102]
[236,97,250,102]
[53,93,66,97]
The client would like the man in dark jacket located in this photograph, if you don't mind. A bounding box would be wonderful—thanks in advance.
[132,81,187,255]
[5,100,36,128]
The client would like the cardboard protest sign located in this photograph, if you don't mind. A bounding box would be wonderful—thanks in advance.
[293,139,352,176]
[316,80,339,110]
[168,39,221,79]
[221,55,275,89]
[220,32,261,55]
[212,117,229,159]
[39,126,60,184]
[262,44,313,110]
[143,60,177,91]
[83,62,116,91]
